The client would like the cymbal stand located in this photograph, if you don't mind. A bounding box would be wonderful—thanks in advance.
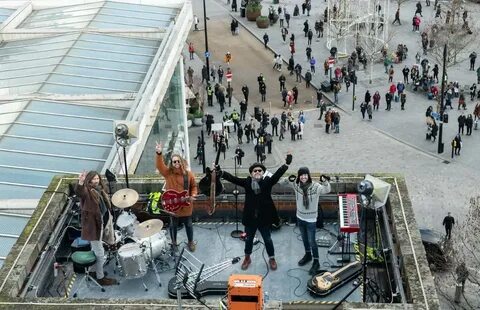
[230,155,243,238]
[146,236,162,287]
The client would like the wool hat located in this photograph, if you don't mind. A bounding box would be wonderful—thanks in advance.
[249,163,266,174]
[296,167,312,183]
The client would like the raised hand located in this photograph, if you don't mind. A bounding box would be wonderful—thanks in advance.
[78,171,87,185]
[155,141,163,154]
[285,153,293,165]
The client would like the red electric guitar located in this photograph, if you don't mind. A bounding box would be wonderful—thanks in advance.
[161,190,190,212]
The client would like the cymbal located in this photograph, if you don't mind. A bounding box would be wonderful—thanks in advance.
[111,188,139,209]
[134,219,164,239]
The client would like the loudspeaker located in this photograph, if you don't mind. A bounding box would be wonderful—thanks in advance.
[114,121,139,147]
[364,174,391,208]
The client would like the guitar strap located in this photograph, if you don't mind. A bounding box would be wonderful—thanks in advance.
[183,173,189,192]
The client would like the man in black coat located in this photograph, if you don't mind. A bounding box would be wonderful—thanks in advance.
[219,154,292,270]
[242,85,249,103]
[442,212,455,240]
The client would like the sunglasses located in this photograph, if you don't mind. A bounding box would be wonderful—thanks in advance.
[172,160,181,164]
[252,169,263,173]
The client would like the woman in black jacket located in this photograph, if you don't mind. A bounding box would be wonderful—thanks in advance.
[219,154,292,271]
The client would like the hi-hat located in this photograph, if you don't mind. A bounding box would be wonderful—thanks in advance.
[134,219,164,239]
[112,188,139,209]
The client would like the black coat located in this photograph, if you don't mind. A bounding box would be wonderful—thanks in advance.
[222,164,288,227]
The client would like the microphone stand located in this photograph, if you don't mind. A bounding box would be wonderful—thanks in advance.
[230,154,243,238]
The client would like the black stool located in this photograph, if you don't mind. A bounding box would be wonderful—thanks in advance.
[71,251,105,297]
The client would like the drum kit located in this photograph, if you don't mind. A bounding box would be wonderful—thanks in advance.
[109,188,169,289]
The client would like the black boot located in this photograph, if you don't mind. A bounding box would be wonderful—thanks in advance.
[309,259,320,275]
[298,252,312,266]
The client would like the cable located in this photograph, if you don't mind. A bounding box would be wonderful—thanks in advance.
[260,241,269,281]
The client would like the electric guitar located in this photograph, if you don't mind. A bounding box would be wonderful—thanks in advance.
[161,190,190,212]
[313,261,361,292]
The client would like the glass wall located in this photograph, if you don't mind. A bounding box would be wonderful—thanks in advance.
[135,61,188,174]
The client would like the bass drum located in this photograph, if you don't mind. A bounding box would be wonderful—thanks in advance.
[116,212,138,236]
[135,230,168,260]
[117,243,147,279]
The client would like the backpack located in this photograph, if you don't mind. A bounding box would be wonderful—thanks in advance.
[148,192,162,215]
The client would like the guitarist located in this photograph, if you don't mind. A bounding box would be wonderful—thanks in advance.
[217,154,293,271]
[155,142,198,252]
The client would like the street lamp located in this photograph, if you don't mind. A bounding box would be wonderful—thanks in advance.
[350,70,357,111]
[202,0,210,82]
[438,44,447,154]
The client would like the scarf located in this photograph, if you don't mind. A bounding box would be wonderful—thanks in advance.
[299,182,311,208]
[251,179,261,195]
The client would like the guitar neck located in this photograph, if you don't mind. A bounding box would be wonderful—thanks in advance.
[329,261,359,278]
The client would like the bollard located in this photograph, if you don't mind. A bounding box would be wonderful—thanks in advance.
[454,282,462,303]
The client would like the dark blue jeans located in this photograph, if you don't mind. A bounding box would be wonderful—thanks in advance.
[244,224,275,257]
[298,218,318,259]
[170,216,193,244]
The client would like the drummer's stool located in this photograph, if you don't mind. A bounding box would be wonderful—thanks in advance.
[71,251,105,297]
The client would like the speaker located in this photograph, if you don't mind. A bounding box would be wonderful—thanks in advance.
[364,174,391,208]
[113,121,139,147]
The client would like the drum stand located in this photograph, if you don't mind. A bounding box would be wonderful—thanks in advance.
[143,236,162,288]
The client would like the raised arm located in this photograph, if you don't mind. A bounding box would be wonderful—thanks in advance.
[221,170,248,188]
[270,153,292,185]
[155,142,169,177]
[74,171,88,199]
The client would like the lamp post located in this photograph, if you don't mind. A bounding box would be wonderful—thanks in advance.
[350,71,357,111]
[202,0,210,82]
[438,44,447,154]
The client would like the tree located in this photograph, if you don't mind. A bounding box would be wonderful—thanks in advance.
[434,196,480,309]
[428,0,476,67]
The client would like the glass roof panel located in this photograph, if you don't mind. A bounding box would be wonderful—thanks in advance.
[2,66,57,79]
[78,33,159,48]
[0,137,111,159]
[91,15,171,28]
[0,151,103,172]
[16,112,114,131]
[7,124,113,145]
[0,185,45,199]
[0,237,19,257]
[55,64,145,82]
[0,8,14,24]
[0,167,58,187]
[62,56,150,72]
[0,57,63,71]
[27,100,128,119]
[0,215,29,236]
[66,47,153,64]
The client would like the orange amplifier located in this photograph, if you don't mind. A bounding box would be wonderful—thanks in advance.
[228,274,263,310]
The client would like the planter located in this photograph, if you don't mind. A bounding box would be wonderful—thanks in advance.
[256,16,269,29]
[246,6,262,21]
[187,119,193,128]
[193,118,203,126]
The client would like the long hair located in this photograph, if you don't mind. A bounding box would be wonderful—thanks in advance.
[168,154,188,175]
[84,170,107,203]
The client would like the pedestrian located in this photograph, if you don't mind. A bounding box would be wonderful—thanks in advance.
[325,109,331,134]
[392,8,401,25]
[364,90,371,104]
[292,86,299,104]
[210,67,216,83]
[295,63,302,82]
[260,82,266,102]
[455,262,469,293]
[305,70,312,88]
[187,66,194,86]
[263,33,269,48]
[307,29,313,46]
[453,134,462,155]
[271,114,279,136]
[415,1,423,17]
[75,171,118,286]
[225,52,232,65]
[367,103,373,120]
[385,92,392,110]
[458,93,466,110]
[188,42,195,60]
[279,120,286,141]
[288,55,295,75]
[194,15,199,31]
[318,100,327,120]
[333,82,340,103]
[279,7,284,27]
[231,0,237,12]
[388,65,394,82]
[281,27,288,43]
[219,154,292,270]
[240,85,249,105]
[217,66,224,84]
[402,66,410,84]
[201,65,208,84]
[373,91,380,110]
[360,101,367,119]
[205,113,214,135]
[466,114,473,135]
[290,122,297,141]
[279,74,286,91]
[285,9,291,28]
[400,93,406,110]
[469,51,477,71]
[289,40,295,55]
[156,142,198,252]
[265,133,273,153]
[310,57,316,73]
[286,168,331,275]
[306,46,312,61]
[442,212,455,239]
[235,146,244,167]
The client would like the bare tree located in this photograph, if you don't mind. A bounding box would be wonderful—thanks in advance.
[428,0,476,67]
[434,196,480,309]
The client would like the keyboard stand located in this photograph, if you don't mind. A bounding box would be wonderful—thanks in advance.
[328,232,356,263]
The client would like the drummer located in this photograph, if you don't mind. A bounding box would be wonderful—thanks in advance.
[155,142,198,252]
[75,171,118,286]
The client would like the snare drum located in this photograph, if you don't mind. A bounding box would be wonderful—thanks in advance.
[135,230,168,260]
[116,212,138,236]
[117,243,147,279]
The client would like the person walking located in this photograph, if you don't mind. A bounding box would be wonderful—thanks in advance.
[469,52,477,71]
[458,114,466,134]
[156,142,198,252]
[453,134,462,155]
[242,85,249,103]
[305,70,312,88]
[385,92,392,111]
[373,91,380,110]
[325,109,332,134]
[279,120,286,141]
[263,33,269,49]
[415,1,423,17]
[307,29,313,46]
[465,114,473,135]
[392,8,401,25]
[279,74,286,91]
[271,114,279,136]
[367,103,373,120]
[286,168,331,275]
[235,145,244,167]
[402,65,410,84]
[217,66,224,84]
[388,65,395,82]
[318,100,327,120]
[260,82,266,102]
[75,171,118,286]
[442,212,455,240]
[360,101,367,119]
[281,27,288,43]
[295,63,302,82]
[201,65,208,84]
[188,42,195,60]
[310,57,316,74]
[218,154,292,271]
[400,93,407,110]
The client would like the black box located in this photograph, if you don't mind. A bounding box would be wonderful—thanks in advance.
[321,80,331,92]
